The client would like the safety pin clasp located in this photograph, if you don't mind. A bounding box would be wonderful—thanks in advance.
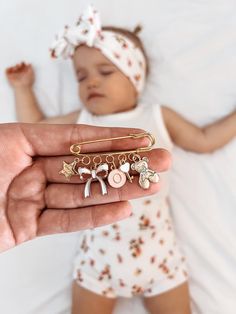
[70,132,156,156]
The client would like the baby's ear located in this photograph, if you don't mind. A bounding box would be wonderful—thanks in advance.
[131,163,135,170]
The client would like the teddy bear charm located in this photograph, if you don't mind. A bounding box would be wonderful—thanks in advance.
[131,155,159,189]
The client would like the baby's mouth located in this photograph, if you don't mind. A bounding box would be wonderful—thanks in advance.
[87,93,105,100]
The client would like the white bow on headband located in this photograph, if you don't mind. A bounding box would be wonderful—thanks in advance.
[50,5,146,93]
[51,5,101,58]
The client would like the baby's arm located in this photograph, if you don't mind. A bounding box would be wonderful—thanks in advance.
[6,62,80,124]
[162,106,236,153]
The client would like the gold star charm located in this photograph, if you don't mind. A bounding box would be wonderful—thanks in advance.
[59,160,78,180]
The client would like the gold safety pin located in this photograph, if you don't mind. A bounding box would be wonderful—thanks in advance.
[70,132,156,156]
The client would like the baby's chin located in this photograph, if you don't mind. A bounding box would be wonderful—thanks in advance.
[84,101,117,116]
[84,99,137,116]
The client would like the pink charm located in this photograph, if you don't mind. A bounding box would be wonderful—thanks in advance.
[108,169,126,188]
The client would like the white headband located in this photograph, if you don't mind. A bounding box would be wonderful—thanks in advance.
[50,5,146,93]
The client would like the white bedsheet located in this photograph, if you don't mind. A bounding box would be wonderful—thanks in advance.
[0,1,235,313]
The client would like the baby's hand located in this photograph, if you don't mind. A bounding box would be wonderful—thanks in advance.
[6,62,35,88]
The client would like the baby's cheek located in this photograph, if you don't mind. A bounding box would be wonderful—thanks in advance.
[79,87,86,102]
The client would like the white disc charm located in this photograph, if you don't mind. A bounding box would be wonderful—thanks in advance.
[108,169,126,188]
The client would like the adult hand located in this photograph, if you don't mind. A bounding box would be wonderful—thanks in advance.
[0,123,171,252]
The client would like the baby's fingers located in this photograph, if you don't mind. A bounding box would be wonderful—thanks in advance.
[6,62,28,74]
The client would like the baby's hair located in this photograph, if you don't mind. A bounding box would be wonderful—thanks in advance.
[102,25,149,76]
[133,25,142,36]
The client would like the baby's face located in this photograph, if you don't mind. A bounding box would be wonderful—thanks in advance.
[73,45,137,115]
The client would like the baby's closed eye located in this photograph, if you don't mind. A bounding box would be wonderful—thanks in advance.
[99,65,116,76]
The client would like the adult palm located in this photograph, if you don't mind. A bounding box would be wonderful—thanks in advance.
[0,123,170,252]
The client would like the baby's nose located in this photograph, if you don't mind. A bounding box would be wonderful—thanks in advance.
[87,76,100,89]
